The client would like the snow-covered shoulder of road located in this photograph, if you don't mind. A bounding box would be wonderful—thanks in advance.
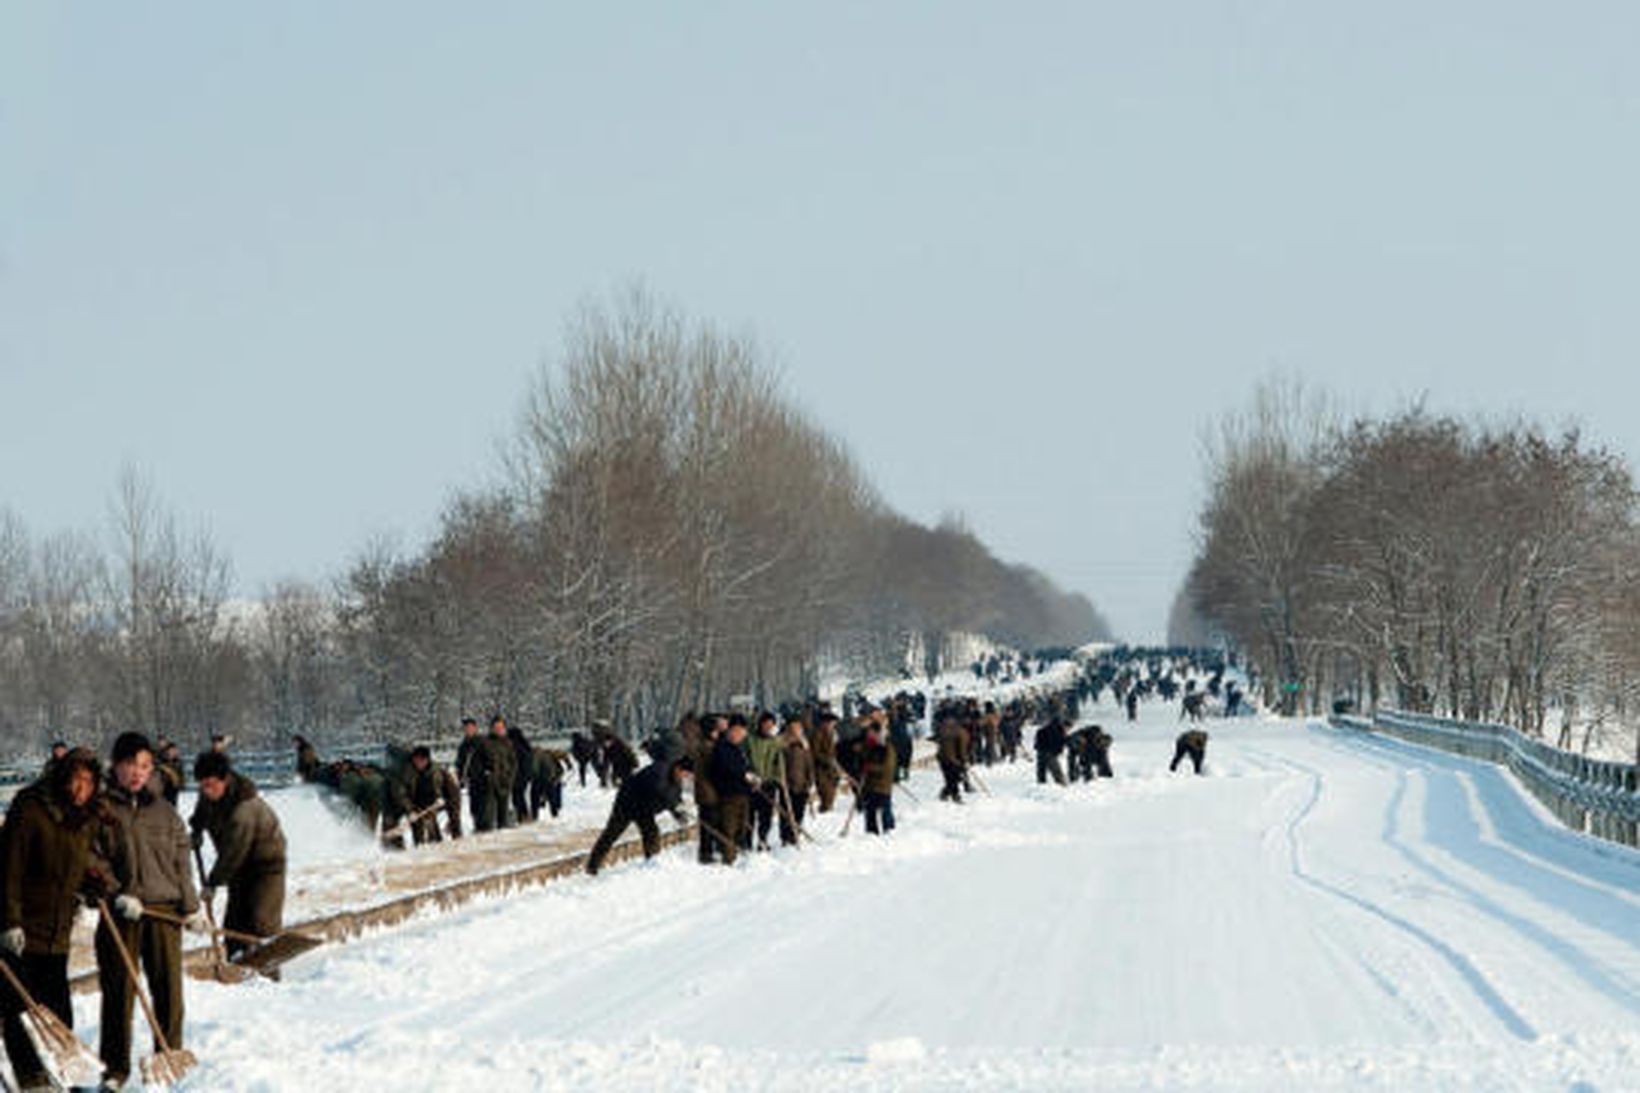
[92,699,1640,1091]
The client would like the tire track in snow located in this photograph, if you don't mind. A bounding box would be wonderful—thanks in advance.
[1247,743,1540,1042]
[1299,727,1640,1011]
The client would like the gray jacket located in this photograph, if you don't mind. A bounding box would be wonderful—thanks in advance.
[99,775,199,914]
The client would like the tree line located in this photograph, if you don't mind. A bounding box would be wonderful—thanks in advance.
[0,291,1108,759]
[1178,381,1640,759]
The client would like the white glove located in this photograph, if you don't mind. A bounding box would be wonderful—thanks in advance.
[0,927,23,956]
[183,907,210,934]
[745,773,762,788]
[114,895,144,922]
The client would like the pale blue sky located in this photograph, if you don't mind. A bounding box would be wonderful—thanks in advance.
[4,3,1638,640]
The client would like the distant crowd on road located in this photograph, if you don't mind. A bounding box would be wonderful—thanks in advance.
[0,647,1250,1087]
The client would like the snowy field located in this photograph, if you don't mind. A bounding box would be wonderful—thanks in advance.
[78,695,1640,1091]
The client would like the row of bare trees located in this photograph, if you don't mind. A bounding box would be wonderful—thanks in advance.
[1,293,1108,758]
[1180,382,1640,758]
[333,291,1108,739]
[0,469,252,757]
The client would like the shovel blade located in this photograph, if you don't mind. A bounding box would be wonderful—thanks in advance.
[21,1009,104,1088]
[140,1047,198,1088]
[234,931,323,976]
[186,959,258,985]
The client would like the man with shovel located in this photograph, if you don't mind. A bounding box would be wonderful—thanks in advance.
[94,731,204,1090]
[190,752,287,960]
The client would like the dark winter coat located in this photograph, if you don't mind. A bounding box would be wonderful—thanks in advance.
[455,734,486,786]
[0,780,105,955]
[602,736,638,785]
[708,737,752,799]
[783,738,815,795]
[191,774,287,888]
[811,723,838,786]
[508,728,534,783]
[533,748,569,785]
[614,762,684,819]
[861,741,896,796]
[689,733,720,808]
[937,721,972,766]
[484,733,517,792]
[1035,721,1067,756]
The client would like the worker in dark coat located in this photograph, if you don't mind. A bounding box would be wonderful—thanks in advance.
[691,716,724,864]
[95,731,202,1088]
[0,747,106,1090]
[454,718,492,831]
[1171,730,1209,775]
[596,723,638,787]
[936,714,972,803]
[190,752,287,959]
[530,747,570,819]
[404,747,462,844]
[506,725,536,822]
[1035,718,1068,786]
[707,718,754,864]
[811,712,841,813]
[569,731,603,788]
[859,726,896,835]
[483,716,517,830]
[780,718,815,845]
[584,758,692,875]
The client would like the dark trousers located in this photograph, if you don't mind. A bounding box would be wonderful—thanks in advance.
[1092,748,1113,778]
[97,916,185,1081]
[1,951,70,1086]
[513,780,532,823]
[938,760,965,802]
[586,803,661,874]
[779,791,809,846]
[1037,752,1066,785]
[470,776,493,832]
[863,791,895,834]
[717,795,750,864]
[1171,743,1205,774]
[539,781,562,818]
[492,778,515,829]
[751,787,779,849]
[815,774,838,813]
[697,800,721,863]
[225,870,285,959]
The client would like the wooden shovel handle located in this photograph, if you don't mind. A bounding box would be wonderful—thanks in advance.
[141,905,269,946]
[96,899,176,1056]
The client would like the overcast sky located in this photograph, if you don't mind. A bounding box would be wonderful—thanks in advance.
[4,3,1638,641]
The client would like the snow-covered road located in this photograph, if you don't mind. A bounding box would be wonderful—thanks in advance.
[111,701,1640,1091]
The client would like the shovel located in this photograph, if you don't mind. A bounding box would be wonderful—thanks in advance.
[96,900,197,1087]
[140,906,253,985]
[0,955,104,1089]
[379,800,445,844]
[143,907,322,981]
[186,843,254,983]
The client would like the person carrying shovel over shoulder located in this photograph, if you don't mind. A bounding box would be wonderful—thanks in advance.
[94,731,206,1090]
[189,751,287,960]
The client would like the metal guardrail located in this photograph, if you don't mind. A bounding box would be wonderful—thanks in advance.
[1330,709,1640,849]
